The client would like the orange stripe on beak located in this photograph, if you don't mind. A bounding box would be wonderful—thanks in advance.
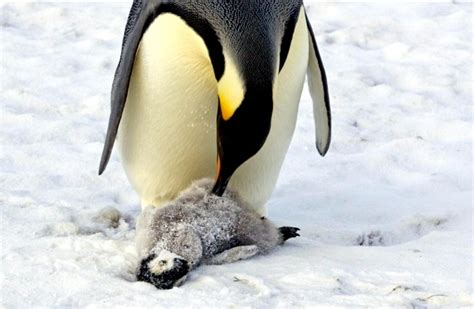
[215,155,221,181]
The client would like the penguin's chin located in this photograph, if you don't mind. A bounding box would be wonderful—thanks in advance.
[173,274,188,287]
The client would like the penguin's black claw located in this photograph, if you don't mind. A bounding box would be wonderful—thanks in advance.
[279,226,300,242]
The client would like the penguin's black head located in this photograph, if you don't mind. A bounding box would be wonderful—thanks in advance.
[137,251,190,290]
[212,84,273,196]
[211,47,275,197]
[180,0,306,196]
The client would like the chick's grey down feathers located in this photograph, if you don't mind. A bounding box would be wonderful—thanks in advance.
[136,179,298,268]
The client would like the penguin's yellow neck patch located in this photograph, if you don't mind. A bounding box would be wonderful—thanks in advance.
[218,53,245,120]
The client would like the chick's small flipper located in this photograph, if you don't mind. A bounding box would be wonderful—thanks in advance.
[205,245,259,265]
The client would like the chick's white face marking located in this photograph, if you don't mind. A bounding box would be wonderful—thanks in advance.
[148,249,182,274]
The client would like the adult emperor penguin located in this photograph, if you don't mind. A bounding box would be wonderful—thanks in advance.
[99,0,331,215]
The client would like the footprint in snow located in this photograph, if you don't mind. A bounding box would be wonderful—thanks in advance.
[354,216,449,247]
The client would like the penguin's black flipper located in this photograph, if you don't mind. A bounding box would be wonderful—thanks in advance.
[99,0,163,175]
[305,11,331,157]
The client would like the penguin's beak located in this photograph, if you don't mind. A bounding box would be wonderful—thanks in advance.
[212,156,231,196]
[212,174,227,196]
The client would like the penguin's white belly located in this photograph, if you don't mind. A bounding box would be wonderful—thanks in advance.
[118,10,309,213]
[117,13,218,206]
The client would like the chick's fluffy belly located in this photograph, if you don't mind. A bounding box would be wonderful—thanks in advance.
[136,179,282,262]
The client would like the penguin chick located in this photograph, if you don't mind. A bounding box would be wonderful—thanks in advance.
[136,179,300,289]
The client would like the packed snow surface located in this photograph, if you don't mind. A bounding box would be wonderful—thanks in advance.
[1,1,472,307]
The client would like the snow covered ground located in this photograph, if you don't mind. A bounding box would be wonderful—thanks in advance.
[1,1,472,307]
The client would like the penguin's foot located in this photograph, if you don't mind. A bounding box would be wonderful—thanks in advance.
[279,226,300,242]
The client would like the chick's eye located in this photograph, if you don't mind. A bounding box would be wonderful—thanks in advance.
[158,260,167,266]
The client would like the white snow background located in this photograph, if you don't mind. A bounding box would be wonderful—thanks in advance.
[1,1,472,307]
